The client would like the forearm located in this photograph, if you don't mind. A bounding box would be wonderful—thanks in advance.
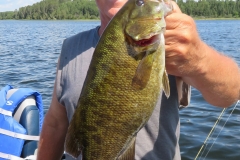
[37,112,68,160]
[183,42,240,107]
[164,2,240,107]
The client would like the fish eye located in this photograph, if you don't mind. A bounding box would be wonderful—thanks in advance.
[136,0,144,6]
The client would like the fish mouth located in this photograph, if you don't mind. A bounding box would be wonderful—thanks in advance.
[125,33,161,60]
[132,35,160,47]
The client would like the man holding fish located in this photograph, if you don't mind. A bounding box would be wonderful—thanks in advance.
[37,0,240,160]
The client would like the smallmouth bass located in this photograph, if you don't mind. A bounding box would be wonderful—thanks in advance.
[65,0,172,159]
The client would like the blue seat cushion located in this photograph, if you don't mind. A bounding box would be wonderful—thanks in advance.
[16,105,39,157]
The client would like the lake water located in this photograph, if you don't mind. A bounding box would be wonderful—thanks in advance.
[0,20,240,160]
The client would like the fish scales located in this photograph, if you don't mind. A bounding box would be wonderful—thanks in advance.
[65,0,172,159]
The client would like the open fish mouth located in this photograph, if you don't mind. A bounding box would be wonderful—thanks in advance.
[125,33,161,60]
[132,35,160,47]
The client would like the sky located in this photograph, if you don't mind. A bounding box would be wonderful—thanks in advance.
[0,0,41,12]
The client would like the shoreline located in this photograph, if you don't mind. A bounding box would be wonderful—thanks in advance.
[193,17,240,20]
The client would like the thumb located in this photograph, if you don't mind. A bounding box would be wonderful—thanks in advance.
[171,1,182,13]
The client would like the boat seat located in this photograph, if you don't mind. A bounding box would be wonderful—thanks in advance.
[7,89,39,158]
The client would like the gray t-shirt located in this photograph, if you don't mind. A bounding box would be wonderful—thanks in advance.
[56,26,182,160]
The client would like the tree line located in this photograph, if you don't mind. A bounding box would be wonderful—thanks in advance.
[0,0,240,20]
[0,0,99,20]
[179,0,240,18]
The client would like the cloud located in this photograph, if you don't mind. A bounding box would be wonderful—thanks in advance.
[0,0,41,12]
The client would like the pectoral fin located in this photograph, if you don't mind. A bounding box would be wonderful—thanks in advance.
[132,53,153,90]
[162,69,170,98]
[117,136,136,160]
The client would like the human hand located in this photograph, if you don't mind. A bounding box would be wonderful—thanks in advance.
[164,1,240,107]
[164,1,207,78]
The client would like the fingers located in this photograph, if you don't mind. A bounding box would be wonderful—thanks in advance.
[165,11,194,30]
[165,1,185,30]
[165,12,183,30]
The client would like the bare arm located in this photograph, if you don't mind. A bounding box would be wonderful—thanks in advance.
[165,2,240,107]
[37,79,69,160]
